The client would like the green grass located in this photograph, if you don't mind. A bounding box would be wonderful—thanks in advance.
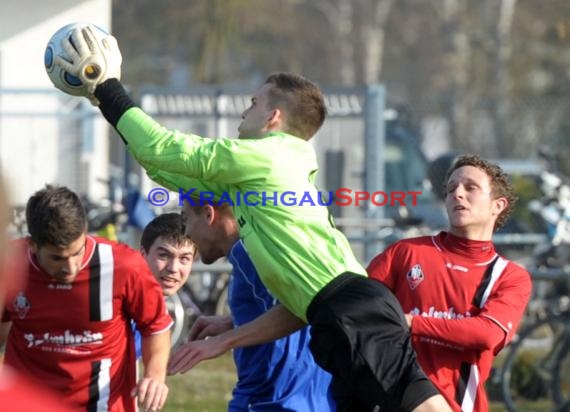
[163,353,237,412]
[161,352,553,412]
[4,349,554,411]
[6,342,557,411]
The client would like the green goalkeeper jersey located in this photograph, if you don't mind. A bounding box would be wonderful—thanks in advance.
[118,108,366,321]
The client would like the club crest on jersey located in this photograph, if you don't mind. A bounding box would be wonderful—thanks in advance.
[406,264,424,290]
[13,292,31,319]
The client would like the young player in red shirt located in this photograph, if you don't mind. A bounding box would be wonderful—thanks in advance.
[367,155,532,412]
[0,180,75,412]
[1,185,173,412]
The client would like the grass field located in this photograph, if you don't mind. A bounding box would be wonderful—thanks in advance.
[162,352,550,412]
[163,353,237,412]
[2,350,549,411]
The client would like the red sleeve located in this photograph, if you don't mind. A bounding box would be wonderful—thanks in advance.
[477,262,532,347]
[412,315,505,351]
[120,247,173,337]
[366,243,398,290]
[411,262,532,353]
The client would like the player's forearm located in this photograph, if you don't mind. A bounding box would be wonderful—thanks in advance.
[94,84,222,184]
[411,315,506,350]
[94,79,136,127]
[141,331,171,381]
[221,304,306,349]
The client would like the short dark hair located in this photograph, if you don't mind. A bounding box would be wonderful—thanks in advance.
[140,212,196,255]
[264,72,326,141]
[182,197,233,217]
[25,185,88,247]
[445,154,518,230]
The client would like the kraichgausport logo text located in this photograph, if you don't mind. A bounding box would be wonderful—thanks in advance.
[147,187,422,207]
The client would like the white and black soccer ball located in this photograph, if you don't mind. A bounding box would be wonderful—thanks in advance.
[44,23,109,96]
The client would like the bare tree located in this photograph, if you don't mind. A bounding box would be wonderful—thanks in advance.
[355,0,395,85]
[112,0,570,164]
[435,0,472,150]
[291,0,395,85]
[491,0,517,156]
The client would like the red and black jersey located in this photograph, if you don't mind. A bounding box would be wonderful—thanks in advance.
[367,231,531,412]
[2,236,173,412]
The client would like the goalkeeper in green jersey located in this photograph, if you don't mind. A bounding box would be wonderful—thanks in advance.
[53,24,451,412]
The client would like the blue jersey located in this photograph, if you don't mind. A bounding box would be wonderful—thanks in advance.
[132,321,142,360]
[227,240,335,411]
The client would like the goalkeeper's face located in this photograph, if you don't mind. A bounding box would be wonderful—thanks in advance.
[238,84,279,139]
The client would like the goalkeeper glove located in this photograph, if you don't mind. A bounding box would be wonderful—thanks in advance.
[55,24,122,105]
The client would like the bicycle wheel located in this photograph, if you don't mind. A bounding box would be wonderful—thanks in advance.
[165,293,186,348]
[500,313,568,412]
[551,321,570,406]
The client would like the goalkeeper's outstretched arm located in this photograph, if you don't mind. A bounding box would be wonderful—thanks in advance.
[94,79,136,128]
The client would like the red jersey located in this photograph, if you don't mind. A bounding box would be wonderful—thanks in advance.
[367,231,531,412]
[2,236,173,412]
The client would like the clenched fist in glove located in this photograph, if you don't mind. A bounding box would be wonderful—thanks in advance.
[55,24,122,105]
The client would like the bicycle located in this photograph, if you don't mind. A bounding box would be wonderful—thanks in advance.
[499,294,569,412]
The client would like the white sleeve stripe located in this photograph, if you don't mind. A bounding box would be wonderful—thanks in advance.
[481,313,510,348]
[481,314,509,334]
[149,321,175,336]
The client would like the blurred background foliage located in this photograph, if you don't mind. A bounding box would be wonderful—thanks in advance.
[112,0,570,169]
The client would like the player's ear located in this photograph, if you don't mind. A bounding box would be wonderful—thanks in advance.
[267,108,283,129]
[492,196,508,217]
[28,238,38,255]
[204,204,215,225]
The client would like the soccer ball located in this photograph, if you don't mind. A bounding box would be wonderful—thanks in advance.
[44,23,110,96]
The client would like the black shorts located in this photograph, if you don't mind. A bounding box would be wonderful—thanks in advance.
[306,273,439,412]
